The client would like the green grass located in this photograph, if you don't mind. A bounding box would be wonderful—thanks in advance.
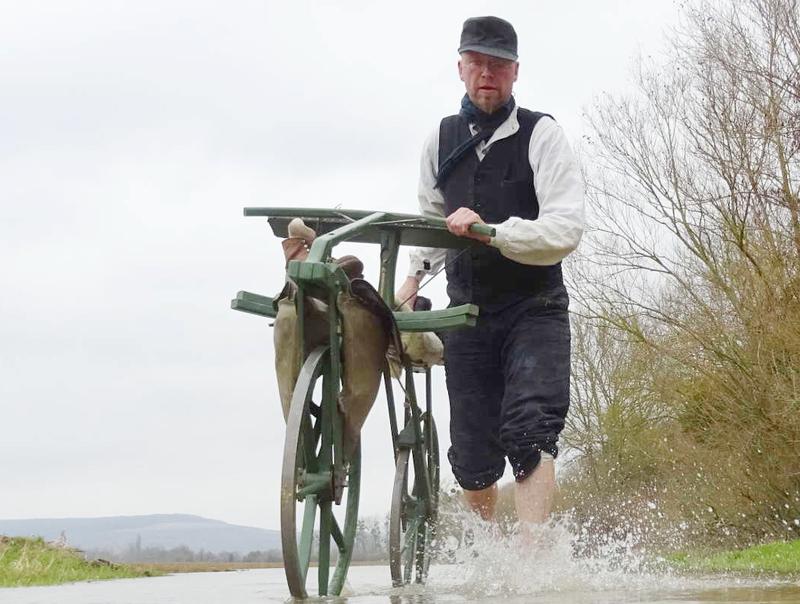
[669,539,800,575]
[0,536,158,587]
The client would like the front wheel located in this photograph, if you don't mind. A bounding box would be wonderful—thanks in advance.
[281,346,360,598]
[389,413,439,586]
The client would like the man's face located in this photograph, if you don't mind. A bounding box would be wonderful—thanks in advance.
[458,51,519,114]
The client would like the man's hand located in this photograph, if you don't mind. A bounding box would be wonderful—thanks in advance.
[396,275,421,309]
[446,207,491,243]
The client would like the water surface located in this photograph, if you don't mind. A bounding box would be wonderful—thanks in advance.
[4,520,799,603]
[1,565,799,604]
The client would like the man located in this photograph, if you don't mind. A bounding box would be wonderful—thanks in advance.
[397,16,584,526]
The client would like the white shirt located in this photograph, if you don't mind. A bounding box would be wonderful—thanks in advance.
[408,104,585,278]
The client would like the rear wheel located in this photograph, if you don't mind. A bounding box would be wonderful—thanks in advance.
[281,346,360,598]
[389,413,439,586]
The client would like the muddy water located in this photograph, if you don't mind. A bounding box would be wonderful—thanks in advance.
[1,565,799,604]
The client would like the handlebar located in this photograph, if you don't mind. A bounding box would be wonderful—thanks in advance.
[237,206,492,314]
[423,216,496,239]
[245,208,496,249]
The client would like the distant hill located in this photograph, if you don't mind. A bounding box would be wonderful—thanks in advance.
[0,514,280,554]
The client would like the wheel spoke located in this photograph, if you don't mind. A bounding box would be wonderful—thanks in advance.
[331,513,346,553]
[313,415,322,450]
[400,494,417,530]
[403,524,417,584]
[402,515,420,554]
[318,501,332,596]
[301,413,319,473]
[415,522,428,583]
[299,495,317,581]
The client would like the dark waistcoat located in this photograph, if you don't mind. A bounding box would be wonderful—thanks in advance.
[438,107,566,312]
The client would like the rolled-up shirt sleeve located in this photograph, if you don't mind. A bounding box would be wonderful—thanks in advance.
[408,128,448,278]
[489,117,585,265]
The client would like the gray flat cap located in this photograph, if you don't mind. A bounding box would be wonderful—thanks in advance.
[458,16,518,61]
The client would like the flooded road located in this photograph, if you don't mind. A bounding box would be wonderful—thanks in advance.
[3,518,799,603]
[1,565,799,604]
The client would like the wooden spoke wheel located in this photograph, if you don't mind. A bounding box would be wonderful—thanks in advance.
[281,346,361,598]
[389,413,439,586]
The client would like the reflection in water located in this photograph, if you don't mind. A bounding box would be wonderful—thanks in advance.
[387,596,431,604]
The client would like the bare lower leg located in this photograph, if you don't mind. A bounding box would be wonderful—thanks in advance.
[463,483,498,521]
[514,456,555,525]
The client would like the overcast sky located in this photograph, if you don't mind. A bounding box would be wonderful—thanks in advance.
[1,0,680,531]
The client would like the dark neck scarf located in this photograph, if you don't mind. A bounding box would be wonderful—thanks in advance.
[435,94,515,189]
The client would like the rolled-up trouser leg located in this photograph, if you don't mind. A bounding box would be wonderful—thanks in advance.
[498,299,570,481]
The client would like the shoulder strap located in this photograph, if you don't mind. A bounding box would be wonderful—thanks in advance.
[437,115,468,172]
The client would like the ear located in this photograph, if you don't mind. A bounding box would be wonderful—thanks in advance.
[513,61,519,83]
[458,59,465,82]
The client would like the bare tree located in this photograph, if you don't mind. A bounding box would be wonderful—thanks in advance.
[563,0,800,543]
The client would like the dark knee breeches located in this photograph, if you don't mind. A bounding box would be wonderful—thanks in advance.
[444,294,571,491]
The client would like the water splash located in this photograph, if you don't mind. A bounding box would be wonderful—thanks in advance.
[394,506,787,601]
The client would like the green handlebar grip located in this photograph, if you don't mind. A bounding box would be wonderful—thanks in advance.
[425,216,496,238]
[470,222,496,238]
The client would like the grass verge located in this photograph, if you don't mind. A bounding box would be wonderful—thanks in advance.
[0,536,159,587]
[669,539,800,575]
